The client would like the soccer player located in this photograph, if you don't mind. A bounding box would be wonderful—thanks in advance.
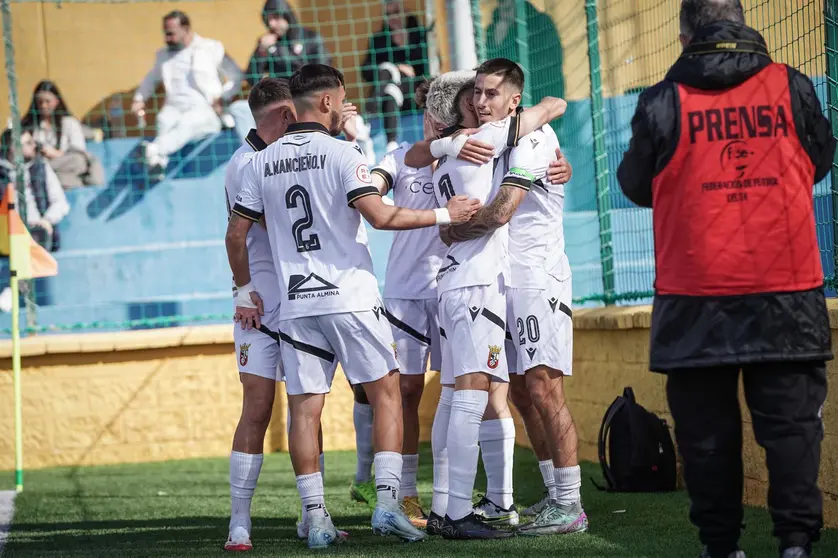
[223,77,296,552]
[443,61,588,536]
[225,63,480,548]
[404,61,567,539]
[224,77,360,551]
[362,77,454,528]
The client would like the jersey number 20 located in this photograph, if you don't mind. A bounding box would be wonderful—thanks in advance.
[285,184,321,252]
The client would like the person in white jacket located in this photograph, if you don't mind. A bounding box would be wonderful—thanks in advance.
[131,10,243,175]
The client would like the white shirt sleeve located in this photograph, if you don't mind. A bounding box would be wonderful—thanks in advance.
[371,147,402,194]
[231,159,264,222]
[134,51,162,103]
[503,130,546,191]
[218,52,244,103]
[60,117,87,153]
[41,164,70,225]
[341,145,380,208]
[469,114,522,157]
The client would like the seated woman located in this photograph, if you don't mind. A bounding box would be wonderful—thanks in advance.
[21,80,103,188]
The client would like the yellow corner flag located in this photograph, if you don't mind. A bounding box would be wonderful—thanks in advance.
[0,183,57,279]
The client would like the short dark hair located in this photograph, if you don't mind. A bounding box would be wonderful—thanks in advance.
[248,77,292,115]
[679,0,744,38]
[475,58,525,92]
[414,78,433,108]
[163,10,190,28]
[289,64,345,98]
[453,79,476,124]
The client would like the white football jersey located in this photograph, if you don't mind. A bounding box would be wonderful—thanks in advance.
[233,122,382,321]
[504,124,571,288]
[373,142,445,300]
[432,115,521,294]
[225,130,281,314]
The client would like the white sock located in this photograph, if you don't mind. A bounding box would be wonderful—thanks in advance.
[539,459,558,500]
[298,453,327,523]
[479,417,516,509]
[431,386,454,517]
[554,465,582,505]
[446,389,489,520]
[354,402,374,483]
[229,451,263,532]
[297,472,327,521]
[400,454,419,499]
[374,451,403,510]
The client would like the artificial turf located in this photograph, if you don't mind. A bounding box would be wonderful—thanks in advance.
[2,444,836,557]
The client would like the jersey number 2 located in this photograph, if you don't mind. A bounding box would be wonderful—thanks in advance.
[285,184,321,252]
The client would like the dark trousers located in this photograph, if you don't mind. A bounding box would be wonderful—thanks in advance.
[370,67,417,143]
[666,362,827,557]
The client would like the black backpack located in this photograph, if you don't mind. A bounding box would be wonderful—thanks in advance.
[594,386,677,493]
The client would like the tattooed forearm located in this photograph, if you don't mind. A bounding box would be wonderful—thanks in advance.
[447,185,521,242]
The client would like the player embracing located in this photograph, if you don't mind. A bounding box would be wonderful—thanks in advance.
[225,63,480,549]
[362,77,452,527]
[404,61,567,539]
[443,59,588,536]
[223,76,362,551]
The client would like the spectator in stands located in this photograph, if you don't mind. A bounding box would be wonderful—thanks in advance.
[245,0,331,85]
[617,1,835,557]
[361,0,428,153]
[229,1,377,160]
[21,80,104,188]
[131,11,243,177]
[0,129,69,252]
[227,0,376,162]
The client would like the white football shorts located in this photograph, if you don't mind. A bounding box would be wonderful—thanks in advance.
[234,304,284,381]
[278,302,399,396]
[384,297,442,375]
[438,274,509,384]
[508,275,573,376]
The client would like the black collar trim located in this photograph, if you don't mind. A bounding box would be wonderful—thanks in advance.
[286,122,330,135]
[245,129,268,151]
[440,124,464,138]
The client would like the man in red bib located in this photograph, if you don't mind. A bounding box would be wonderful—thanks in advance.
[617,2,835,558]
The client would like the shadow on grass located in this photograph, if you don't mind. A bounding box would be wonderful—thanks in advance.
[4,446,838,557]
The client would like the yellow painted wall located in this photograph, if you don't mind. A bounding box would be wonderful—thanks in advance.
[2,302,838,526]
[0,324,439,470]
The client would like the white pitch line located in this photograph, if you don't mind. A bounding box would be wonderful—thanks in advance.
[0,490,15,557]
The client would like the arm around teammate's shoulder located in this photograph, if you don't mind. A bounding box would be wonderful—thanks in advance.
[446,183,527,242]
[516,96,568,140]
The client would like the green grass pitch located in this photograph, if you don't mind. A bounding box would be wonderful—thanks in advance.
[2,444,836,557]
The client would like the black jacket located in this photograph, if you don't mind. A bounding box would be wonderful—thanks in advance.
[617,21,835,371]
[360,15,427,108]
[245,0,331,86]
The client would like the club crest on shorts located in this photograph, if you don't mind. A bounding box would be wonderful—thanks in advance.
[487,344,502,369]
[239,343,251,367]
[391,342,398,360]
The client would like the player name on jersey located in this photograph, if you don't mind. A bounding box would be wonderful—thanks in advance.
[264,154,328,176]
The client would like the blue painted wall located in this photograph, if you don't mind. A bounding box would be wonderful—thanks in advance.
[2,79,834,335]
